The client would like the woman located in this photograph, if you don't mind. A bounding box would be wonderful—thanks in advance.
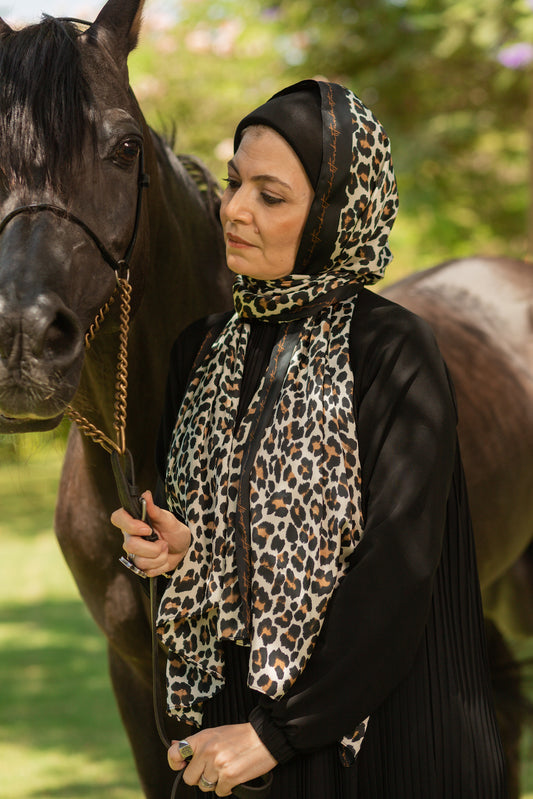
[111,80,507,798]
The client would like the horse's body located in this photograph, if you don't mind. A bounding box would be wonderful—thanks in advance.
[383,257,533,612]
[0,2,531,797]
[53,130,231,797]
[0,2,230,795]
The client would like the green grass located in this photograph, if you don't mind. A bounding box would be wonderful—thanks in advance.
[0,440,532,798]
[0,443,142,799]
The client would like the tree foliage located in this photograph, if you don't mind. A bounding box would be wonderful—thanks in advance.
[273,0,533,265]
[129,0,533,278]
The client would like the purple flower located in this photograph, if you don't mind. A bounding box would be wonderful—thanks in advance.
[261,7,282,21]
[497,42,533,69]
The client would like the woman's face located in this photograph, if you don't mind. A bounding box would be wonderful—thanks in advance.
[220,126,314,280]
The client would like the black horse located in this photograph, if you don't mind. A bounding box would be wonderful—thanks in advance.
[0,1,230,796]
[0,2,531,797]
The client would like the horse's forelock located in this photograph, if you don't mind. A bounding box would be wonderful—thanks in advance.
[0,17,97,192]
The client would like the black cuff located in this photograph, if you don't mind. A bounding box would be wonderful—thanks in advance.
[249,705,296,765]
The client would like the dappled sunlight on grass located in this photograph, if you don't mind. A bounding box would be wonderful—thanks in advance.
[0,450,142,799]
[0,742,141,799]
[0,441,65,541]
[1,530,80,601]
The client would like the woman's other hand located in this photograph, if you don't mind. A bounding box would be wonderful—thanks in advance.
[110,490,190,577]
[168,723,276,796]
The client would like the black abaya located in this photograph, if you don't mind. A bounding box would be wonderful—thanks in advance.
[156,288,507,798]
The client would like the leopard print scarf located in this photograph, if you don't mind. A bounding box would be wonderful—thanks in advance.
[158,81,399,763]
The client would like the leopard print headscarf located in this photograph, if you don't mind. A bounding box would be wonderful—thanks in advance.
[158,81,399,762]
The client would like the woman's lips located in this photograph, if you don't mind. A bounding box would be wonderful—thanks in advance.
[226,233,255,248]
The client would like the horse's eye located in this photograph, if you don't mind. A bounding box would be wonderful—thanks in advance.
[113,139,141,168]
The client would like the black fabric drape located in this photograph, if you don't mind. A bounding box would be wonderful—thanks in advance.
[155,289,506,798]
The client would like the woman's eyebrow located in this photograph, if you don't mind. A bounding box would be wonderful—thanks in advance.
[227,159,292,191]
[252,174,293,190]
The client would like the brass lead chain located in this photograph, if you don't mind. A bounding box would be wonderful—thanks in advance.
[113,276,132,456]
[64,408,120,454]
[66,272,131,456]
[84,291,116,349]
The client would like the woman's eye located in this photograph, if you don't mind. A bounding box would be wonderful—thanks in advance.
[223,177,240,190]
[112,139,141,168]
[261,192,284,206]
[222,178,283,205]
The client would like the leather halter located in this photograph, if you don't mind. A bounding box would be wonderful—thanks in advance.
[0,15,149,274]
[0,147,150,278]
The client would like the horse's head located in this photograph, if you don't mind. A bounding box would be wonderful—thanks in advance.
[0,0,151,432]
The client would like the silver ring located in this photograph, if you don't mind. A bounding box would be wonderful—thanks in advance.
[128,552,136,562]
[199,774,217,790]
[177,739,194,760]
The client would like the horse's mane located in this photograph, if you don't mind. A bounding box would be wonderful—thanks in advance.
[0,17,95,190]
[179,152,222,224]
[151,126,223,240]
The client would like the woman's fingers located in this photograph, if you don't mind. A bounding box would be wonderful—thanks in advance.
[125,548,177,578]
[198,772,219,793]
[167,740,188,771]
[168,739,213,791]
[168,725,275,796]
[122,532,165,558]
[140,490,165,522]
[110,506,151,537]
[121,535,181,577]
[111,505,166,574]
[111,496,191,575]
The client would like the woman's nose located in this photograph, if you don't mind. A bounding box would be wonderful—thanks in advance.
[223,188,253,224]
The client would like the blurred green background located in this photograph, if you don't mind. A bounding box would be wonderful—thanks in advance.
[1,0,533,795]
[126,0,533,282]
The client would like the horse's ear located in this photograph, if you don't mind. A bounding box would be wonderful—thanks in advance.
[91,0,145,56]
[0,18,12,36]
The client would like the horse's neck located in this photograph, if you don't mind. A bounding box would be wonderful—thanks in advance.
[73,134,230,485]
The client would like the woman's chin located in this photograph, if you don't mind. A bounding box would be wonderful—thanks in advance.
[227,257,292,282]
[226,252,257,277]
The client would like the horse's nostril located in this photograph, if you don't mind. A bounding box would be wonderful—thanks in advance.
[43,311,81,360]
[0,296,83,367]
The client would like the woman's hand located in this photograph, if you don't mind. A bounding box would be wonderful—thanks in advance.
[168,723,277,796]
[110,490,191,577]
